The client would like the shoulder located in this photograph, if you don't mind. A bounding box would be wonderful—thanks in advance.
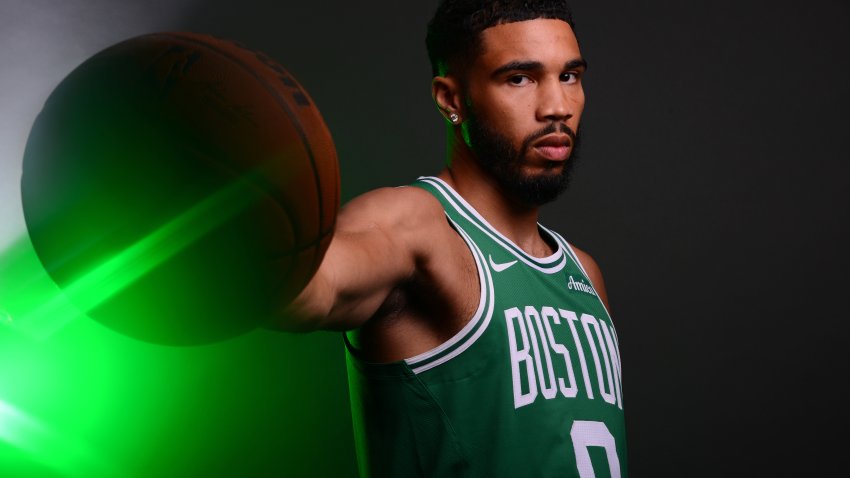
[569,243,611,311]
[336,185,446,233]
[570,244,602,278]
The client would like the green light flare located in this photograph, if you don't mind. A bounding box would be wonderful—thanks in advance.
[0,398,112,477]
[1,175,354,474]
[0,292,357,476]
[0,235,84,341]
[2,172,261,341]
[1,310,145,476]
[0,301,118,476]
[55,170,261,315]
[0,398,46,448]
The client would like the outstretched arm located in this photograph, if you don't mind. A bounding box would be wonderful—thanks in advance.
[273,186,438,331]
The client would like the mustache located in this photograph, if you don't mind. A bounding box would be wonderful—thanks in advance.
[521,123,577,151]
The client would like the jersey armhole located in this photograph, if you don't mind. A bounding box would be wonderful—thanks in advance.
[402,214,496,374]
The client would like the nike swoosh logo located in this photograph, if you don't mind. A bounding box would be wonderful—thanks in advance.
[489,254,518,272]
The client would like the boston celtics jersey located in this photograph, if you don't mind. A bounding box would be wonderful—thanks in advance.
[345,176,627,477]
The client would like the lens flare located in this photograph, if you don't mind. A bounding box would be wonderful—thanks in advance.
[0,398,111,476]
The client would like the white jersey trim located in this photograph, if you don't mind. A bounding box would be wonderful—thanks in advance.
[405,216,495,374]
[418,177,566,274]
[545,227,613,320]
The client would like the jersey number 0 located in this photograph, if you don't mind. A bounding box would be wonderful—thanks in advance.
[570,420,621,478]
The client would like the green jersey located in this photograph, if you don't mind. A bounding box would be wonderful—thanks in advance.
[345,177,627,477]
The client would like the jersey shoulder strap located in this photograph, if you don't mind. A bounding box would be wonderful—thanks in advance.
[409,176,469,223]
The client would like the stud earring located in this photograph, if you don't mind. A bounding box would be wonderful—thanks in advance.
[449,113,459,124]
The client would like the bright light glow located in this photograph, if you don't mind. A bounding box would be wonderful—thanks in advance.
[57,172,261,318]
[0,235,84,341]
[0,398,111,476]
[0,0,203,250]
[0,398,46,446]
[0,170,262,342]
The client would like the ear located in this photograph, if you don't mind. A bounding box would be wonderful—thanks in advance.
[432,75,464,125]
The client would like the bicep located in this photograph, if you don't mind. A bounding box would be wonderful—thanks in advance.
[319,222,415,328]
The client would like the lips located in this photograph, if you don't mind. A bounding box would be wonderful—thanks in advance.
[532,134,572,161]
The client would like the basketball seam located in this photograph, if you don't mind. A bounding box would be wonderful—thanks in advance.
[268,226,334,259]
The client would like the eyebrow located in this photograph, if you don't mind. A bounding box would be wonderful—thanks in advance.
[491,58,588,78]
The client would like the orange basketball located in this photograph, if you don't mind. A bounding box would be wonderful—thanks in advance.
[21,32,339,345]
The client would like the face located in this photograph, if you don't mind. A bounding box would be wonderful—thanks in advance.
[461,19,586,205]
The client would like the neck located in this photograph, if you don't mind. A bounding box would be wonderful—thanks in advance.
[438,129,553,258]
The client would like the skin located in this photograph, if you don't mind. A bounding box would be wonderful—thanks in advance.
[280,18,610,363]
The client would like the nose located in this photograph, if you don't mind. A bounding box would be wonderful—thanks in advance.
[536,77,581,123]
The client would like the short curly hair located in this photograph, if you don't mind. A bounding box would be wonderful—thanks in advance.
[426,0,576,77]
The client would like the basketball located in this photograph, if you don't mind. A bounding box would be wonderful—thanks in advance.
[20,32,339,345]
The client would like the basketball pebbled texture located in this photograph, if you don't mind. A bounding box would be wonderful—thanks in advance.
[21,32,340,345]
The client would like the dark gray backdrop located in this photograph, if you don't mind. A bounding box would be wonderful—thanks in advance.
[182,0,850,475]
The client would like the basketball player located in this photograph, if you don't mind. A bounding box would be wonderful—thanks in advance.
[283,1,627,476]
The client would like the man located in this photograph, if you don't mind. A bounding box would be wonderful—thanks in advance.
[284,0,627,476]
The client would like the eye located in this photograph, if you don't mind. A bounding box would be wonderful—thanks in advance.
[560,72,579,84]
[507,75,532,86]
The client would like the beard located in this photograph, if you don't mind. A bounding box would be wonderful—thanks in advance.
[465,114,581,206]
